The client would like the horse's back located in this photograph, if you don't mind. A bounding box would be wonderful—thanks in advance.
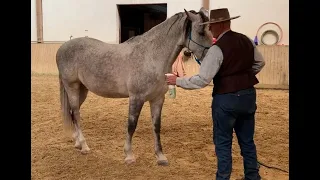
[56,37,118,74]
[56,37,105,62]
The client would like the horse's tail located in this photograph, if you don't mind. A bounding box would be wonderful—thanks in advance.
[59,74,74,134]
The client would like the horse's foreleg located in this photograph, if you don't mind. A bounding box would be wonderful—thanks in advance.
[149,95,168,166]
[124,97,144,164]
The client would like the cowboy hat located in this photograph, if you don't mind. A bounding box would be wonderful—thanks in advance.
[200,8,240,25]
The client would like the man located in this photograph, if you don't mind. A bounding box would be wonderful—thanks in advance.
[166,8,265,180]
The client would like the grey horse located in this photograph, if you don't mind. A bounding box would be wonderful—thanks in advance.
[56,7,213,166]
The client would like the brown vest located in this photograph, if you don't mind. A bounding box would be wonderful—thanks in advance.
[212,30,259,95]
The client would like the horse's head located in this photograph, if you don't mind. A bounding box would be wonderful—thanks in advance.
[183,7,213,63]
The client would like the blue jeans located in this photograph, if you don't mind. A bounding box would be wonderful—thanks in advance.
[212,87,261,180]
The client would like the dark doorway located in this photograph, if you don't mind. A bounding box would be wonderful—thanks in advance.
[117,4,167,43]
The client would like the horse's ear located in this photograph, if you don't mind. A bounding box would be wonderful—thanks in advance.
[184,9,190,19]
[199,7,209,19]
[184,9,197,22]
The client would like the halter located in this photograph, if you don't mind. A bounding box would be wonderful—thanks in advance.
[187,28,211,65]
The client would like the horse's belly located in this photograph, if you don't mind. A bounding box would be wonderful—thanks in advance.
[80,75,129,98]
[92,90,129,98]
[90,86,129,98]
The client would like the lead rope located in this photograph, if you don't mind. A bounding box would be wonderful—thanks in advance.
[257,160,289,173]
[193,53,201,65]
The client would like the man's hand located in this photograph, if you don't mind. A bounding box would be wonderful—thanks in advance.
[165,73,178,85]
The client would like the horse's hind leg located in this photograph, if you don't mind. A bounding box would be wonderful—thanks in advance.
[64,82,90,154]
[124,96,144,164]
[149,95,168,166]
[73,84,88,150]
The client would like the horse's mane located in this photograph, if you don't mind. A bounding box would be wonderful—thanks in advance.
[124,9,208,44]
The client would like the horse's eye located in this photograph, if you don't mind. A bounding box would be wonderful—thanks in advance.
[199,32,205,36]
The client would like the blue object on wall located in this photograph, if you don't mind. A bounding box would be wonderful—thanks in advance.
[254,36,258,45]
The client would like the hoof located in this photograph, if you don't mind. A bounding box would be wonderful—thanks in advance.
[157,159,169,166]
[125,157,136,164]
[156,154,168,166]
[80,148,90,154]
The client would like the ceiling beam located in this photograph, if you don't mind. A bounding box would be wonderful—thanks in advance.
[36,0,43,43]
[202,0,209,10]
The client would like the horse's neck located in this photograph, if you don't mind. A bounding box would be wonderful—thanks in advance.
[140,15,186,73]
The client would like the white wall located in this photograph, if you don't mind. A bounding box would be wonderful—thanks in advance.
[41,0,115,43]
[31,0,37,42]
[30,0,288,45]
[210,0,289,45]
[30,0,201,43]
